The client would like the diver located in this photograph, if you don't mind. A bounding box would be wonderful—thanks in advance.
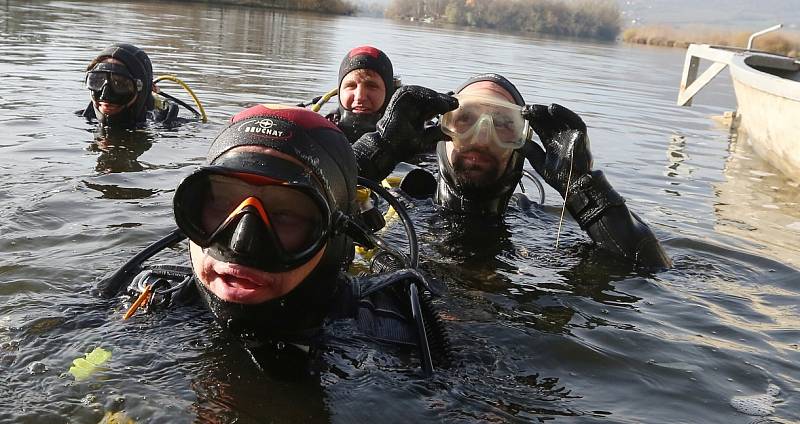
[79,43,192,129]
[352,74,672,269]
[325,45,396,143]
[98,105,449,377]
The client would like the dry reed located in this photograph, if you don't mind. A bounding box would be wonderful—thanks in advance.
[622,26,800,57]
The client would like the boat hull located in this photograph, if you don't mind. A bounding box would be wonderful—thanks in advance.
[729,54,800,182]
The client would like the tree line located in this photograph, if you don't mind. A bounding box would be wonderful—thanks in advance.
[384,0,621,40]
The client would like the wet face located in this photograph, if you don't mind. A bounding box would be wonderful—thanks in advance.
[339,69,386,114]
[91,58,138,116]
[446,82,516,189]
[188,146,327,305]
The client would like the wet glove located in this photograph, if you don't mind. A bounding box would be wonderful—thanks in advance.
[353,85,458,181]
[521,103,593,197]
[521,103,625,230]
[522,104,671,268]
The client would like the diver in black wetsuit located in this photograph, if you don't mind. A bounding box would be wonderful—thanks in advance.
[326,45,396,143]
[100,105,448,376]
[79,43,182,129]
[352,74,671,269]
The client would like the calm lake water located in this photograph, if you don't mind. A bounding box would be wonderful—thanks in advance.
[1,1,799,423]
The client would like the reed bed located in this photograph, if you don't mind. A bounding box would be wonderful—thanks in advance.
[623,26,800,57]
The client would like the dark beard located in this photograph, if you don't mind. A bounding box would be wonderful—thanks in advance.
[451,149,501,190]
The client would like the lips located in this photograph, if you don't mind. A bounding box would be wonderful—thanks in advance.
[351,104,373,114]
[97,102,122,115]
[207,261,279,303]
[457,150,494,169]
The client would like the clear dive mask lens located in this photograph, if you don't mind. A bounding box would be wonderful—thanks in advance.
[174,168,331,271]
[440,94,529,150]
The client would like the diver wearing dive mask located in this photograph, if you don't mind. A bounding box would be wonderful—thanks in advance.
[79,43,182,129]
[102,105,450,375]
[328,45,396,143]
[351,74,671,269]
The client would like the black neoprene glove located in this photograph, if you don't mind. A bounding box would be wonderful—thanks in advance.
[521,103,593,198]
[521,104,671,269]
[353,85,458,181]
[377,85,459,156]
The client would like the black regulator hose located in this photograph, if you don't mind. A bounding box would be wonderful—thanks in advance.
[356,176,453,376]
[158,91,201,118]
[96,228,186,298]
[357,176,419,267]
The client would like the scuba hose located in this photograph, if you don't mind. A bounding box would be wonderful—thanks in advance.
[296,87,338,112]
[519,170,546,205]
[96,228,186,299]
[154,75,208,122]
[311,87,338,113]
[356,177,418,266]
[358,177,454,376]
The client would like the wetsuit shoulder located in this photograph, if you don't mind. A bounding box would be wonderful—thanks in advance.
[124,264,200,308]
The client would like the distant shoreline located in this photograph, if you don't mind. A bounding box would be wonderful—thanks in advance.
[167,0,356,15]
[383,0,622,41]
[622,26,799,57]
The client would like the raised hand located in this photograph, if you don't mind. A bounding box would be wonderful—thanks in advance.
[376,85,459,157]
[521,103,592,197]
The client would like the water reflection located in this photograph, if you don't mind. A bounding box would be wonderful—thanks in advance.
[88,128,155,174]
[3,0,800,422]
[190,336,329,423]
[424,209,645,338]
[713,127,800,269]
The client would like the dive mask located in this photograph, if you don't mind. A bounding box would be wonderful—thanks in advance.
[86,62,143,105]
[441,93,530,150]
[174,159,332,272]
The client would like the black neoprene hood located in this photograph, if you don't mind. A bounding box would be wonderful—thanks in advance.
[337,45,395,112]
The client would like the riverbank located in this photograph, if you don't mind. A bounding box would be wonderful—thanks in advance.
[171,0,355,15]
[623,26,800,57]
[384,0,621,41]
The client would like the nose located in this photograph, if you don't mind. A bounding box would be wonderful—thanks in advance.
[98,83,112,99]
[353,83,367,104]
[472,115,494,146]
